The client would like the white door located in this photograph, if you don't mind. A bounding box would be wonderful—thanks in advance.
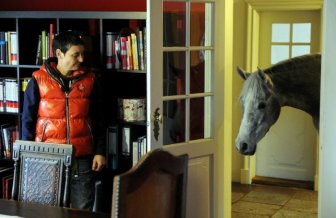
[147,0,225,217]
[256,11,321,181]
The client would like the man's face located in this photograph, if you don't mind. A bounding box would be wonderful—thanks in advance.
[56,45,84,75]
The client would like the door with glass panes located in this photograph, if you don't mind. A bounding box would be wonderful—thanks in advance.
[147,0,219,217]
[256,10,320,181]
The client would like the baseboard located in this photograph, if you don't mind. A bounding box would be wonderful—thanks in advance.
[252,176,314,190]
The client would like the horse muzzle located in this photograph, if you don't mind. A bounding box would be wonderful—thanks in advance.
[235,140,257,156]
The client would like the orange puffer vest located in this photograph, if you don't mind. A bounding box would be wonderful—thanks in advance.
[33,65,95,157]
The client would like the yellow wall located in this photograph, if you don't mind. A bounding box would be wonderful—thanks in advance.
[232,0,247,182]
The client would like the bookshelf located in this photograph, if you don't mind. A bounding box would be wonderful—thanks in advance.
[0,11,147,206]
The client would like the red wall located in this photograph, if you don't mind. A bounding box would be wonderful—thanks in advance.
[1,0,146,11]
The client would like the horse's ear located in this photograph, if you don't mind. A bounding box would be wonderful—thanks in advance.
[257,67,273,87]
[257,67,266,80]
[237,67,250,80]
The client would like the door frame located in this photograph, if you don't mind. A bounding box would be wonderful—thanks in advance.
[240,0,323,190]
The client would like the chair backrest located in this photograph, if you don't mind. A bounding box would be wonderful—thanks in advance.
[11,140,73,207]
[111,148,188,218]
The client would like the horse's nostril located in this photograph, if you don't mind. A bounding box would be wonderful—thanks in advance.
[241,143,248,152]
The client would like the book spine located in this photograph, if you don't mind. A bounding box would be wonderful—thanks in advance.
[10,32,18,65]
[49,23,54,58]
[122,126,131,155]
[4,33,8,64]
[126,36,132,70]
[114,40,120,69]
[0,79,4,112]
[120,36,127,70]
[138,30,145,71]
[131,33,139,70]
[0,32,5,64]
[107,125,119,170]
[106,32,113,69]
[35,35,42,65]
[6,32,11,65]
[41,30,47,62]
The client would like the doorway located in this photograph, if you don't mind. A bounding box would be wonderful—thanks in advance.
[256,10,321,183]
[240,1,323,191]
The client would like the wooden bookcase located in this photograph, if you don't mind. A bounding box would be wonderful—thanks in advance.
[0,11,147,208]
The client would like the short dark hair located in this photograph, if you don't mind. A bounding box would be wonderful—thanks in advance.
[52,31,84,55]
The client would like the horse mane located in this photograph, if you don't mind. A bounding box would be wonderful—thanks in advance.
[264,54,321,88]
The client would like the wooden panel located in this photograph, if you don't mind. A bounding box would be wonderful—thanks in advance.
[186,156,211,218]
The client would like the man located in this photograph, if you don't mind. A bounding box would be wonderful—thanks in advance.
[22,31,106,210]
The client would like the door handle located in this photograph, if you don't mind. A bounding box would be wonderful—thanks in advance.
[152,108,162,141]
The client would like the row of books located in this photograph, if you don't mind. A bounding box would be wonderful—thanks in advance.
[0,31,18,65]
[106,28,146,71]
[0,167,14,200]
[106,125,147,171]
[35,24,55,65]
[0,124,18,160]
[0,78,19,113]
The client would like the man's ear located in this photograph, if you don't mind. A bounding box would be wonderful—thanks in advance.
[55,49,63,58]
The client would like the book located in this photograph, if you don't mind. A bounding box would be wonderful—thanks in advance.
[0,32,6,64]
[41,30,47,62]
[106,32,113,69]
[120,36,127,70]
[49,23,54,58]
[6,32,11,65]
[130,33,139,70]
[126,36,132,70]
[114,37,120,69]
[138,30,145,71]
[1,124,18,159]
[35,35,42,65]
[107,125,119,170]
[0,167,14,198]
[0,79,4,112]
[2,174,13,199]
[4,78,18,113]
[9,32,17,65]
[132,141,138,165]
[121,126,131,155]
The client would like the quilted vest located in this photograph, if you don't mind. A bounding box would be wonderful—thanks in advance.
[33,66,96,157]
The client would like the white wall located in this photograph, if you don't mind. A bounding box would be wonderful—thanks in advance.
[318,0,336,216]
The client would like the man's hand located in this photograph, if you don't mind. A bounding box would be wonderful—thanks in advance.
[92,154,106,171]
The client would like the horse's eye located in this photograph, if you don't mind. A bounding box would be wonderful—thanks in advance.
[258,102,266,109]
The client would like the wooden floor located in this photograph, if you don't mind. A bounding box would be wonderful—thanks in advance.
[232,182,317,217]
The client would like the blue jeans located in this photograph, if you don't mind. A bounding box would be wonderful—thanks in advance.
[71,156,95,211]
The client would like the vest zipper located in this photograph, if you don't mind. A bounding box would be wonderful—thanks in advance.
[65,92,70,144]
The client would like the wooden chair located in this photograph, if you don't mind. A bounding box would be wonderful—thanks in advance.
[11,140,73,207]
[111,148,188,218]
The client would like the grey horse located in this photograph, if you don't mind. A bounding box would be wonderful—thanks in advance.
[235,54,320,155]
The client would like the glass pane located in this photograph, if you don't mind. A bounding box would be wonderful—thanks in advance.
[271,45,289,64]
[190,3,213,47]
[163,51,186,96]
[272,24,290,42]
[163,99,186,145]
[190,50,212,93]
[292,45,310,57]
[293,23,311,43]
[190,96,212,140]
[163,2,186,47]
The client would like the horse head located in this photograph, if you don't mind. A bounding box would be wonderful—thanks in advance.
[235,67,281,155]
